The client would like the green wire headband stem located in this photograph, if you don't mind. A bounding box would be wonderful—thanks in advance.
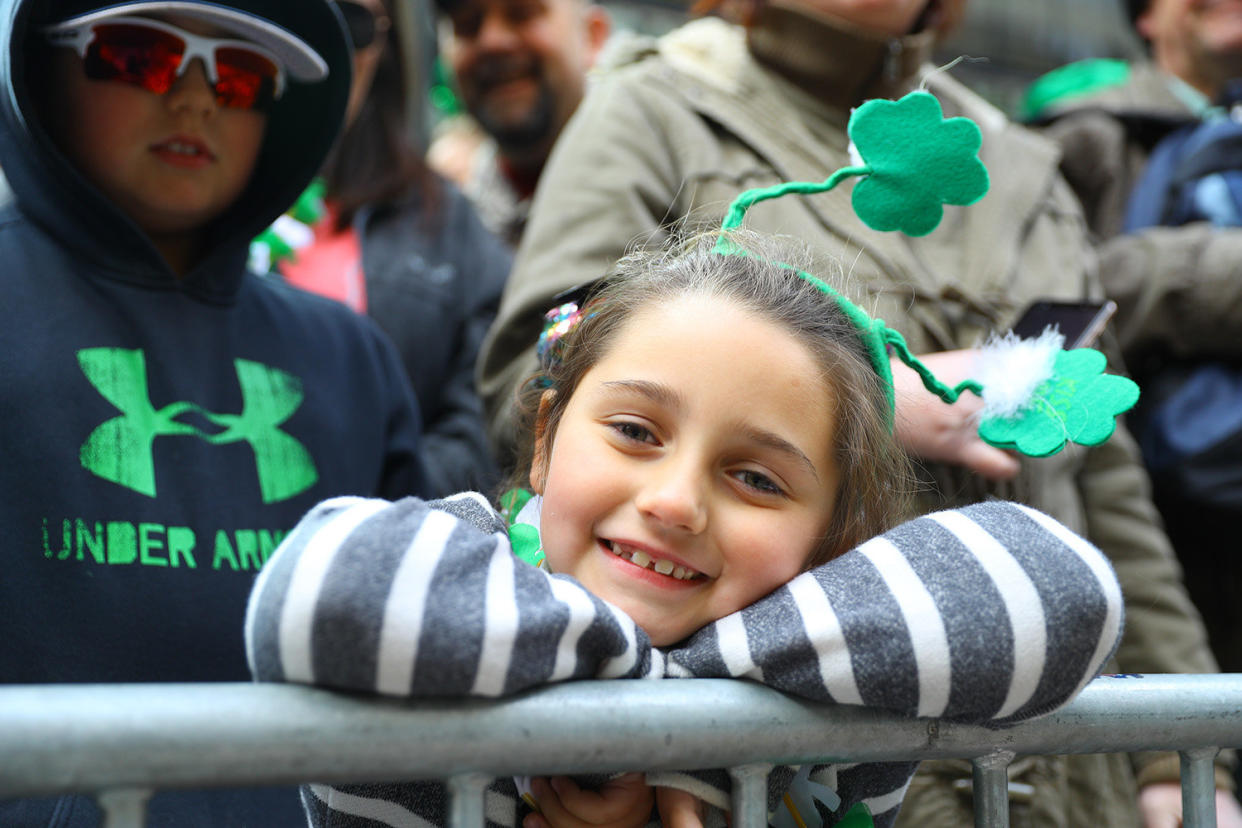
[534,88,1134,457]
[700,89,1138,456]
[886,327,984,403]
[714,171,984,416]
[718,168,869,233]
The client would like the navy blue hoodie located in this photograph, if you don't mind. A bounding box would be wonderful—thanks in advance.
[0,0,425,823]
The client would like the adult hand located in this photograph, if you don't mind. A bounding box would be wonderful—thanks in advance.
[523,774,654,828]
[656,786,706,828]
[891,349,1020,481]
[1137,783,1242,827]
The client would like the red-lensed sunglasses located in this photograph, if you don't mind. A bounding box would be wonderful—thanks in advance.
[42,16,285,111]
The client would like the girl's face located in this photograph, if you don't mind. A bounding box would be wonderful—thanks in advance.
[532,294,842,647]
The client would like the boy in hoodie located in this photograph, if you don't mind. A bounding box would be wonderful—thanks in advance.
[0,0,425,823]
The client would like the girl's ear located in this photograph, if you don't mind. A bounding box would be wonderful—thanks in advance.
[529,390,558,494]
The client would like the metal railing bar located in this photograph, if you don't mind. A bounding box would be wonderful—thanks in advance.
[2,675,1240,800]
[1181,747,1219,828]
[96,787,152,828]
[729,764,772,828]
[448,773,490,828]
[970,750,1014,828]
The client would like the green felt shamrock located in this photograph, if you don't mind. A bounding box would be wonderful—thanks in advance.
[715,89,993,418]
[848,91,989,236]
[713,90,1139,459]
[977,348,1140,457]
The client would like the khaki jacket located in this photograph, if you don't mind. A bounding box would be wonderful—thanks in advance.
[479,8,1224,824]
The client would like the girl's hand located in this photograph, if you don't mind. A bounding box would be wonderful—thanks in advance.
[656,786,706,828]
[1137,783,1242,827]
[891,350,1021,481]
[523,773,654,828]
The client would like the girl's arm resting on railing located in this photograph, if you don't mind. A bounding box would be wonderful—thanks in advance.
[245,491,662,695]
[245,496,1123,827]
[247,495,1122,720]
[666,499,1125,724]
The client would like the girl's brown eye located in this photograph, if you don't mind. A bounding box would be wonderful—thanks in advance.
[735,469,784,497]
[612,421,653,443]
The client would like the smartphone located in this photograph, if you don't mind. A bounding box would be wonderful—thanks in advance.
[1009,299,1117,349]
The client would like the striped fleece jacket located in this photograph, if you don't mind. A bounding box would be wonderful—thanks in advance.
[245,493,1124,828]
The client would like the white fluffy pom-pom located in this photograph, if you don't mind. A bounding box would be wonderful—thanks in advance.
[976,328,1065,419]
[848,139,865,169]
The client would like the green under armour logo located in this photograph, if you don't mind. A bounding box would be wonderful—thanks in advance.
[78,348,318,503]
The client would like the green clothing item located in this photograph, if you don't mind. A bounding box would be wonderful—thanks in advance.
[478,5,1227,824]
[1020,58,1133,122]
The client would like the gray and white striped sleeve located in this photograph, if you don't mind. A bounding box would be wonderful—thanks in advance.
[245,492,662,696]
[663,499,1124,722]
[246,497,1122,828]
[656,500,1123,827]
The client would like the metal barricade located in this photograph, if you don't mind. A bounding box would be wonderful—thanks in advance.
[2,673,1241,828]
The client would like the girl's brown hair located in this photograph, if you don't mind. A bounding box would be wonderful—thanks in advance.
[507,229,911,568]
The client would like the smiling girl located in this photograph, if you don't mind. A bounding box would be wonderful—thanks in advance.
[246,228,1125,828]
[519,232,905,648]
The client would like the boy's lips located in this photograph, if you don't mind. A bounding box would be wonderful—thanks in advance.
[600,538,705,582]
[149,135,216,167]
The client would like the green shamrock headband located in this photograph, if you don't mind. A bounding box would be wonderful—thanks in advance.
[715,90,1139,458]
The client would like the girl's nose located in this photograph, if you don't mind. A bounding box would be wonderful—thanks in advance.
[635,458,708,535]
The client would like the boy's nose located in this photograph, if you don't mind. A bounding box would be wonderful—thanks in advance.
[635,457,708,535]
[165,59,218,114]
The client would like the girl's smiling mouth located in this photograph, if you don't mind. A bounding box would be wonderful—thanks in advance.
[601,539,705,582]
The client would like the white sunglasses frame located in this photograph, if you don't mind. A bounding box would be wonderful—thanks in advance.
[42,15,286,100]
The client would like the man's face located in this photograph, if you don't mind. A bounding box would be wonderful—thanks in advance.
[1139,0,1242,95]
[443,0,606,155]
[777,0,931,36]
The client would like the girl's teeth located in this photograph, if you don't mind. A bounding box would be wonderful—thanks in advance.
[608,542,700,580]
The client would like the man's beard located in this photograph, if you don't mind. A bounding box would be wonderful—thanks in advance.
[475,83,558,155]
[465,54,559,153]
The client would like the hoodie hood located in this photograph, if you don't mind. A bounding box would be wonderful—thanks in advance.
[0,0,352,302]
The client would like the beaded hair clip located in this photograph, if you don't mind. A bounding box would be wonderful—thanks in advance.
[538,90,1139,458]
